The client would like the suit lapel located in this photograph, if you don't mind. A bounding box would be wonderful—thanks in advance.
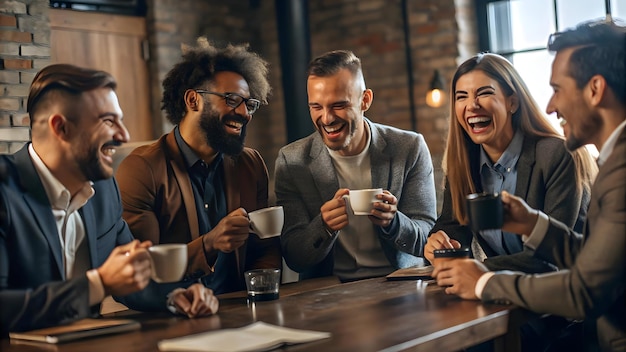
[514,136,534,201]
[587,128,626,240]
[223,155,243,274]
[164,133,200,240]
[506,136,534,254]
[309,136,340,201]
[367,121,391,189]
[79,203,99,269]
[15,146,65,279]
[223,156,240,211]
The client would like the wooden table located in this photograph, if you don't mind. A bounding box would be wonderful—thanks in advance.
[1,277,526,352]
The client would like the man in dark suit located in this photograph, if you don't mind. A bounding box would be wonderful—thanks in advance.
[0,64,218,335]
[116,39,281,294]
[432,21,625,351]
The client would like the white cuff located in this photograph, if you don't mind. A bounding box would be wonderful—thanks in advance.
[87,269,106,306]
[475,272,495,299]
[524,211,549,250]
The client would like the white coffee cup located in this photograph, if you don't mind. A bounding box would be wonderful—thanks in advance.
[343,188,383,215]
[148,244,187,283]
[249,206,284,239]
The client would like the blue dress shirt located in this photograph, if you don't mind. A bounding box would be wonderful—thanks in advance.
[478,130,524,255]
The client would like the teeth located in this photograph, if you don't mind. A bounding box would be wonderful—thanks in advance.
[559,117,567,126]
[103,148,116,156]
[323,124,343,133]
[226,122,243,129]
[468,117,491,124]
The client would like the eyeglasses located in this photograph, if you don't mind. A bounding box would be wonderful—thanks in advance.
[195,90,261,115]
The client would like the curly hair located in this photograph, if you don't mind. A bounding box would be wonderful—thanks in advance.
[161,38,271,124]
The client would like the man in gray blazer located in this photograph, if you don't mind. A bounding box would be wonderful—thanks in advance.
[432,21,625,351]
[276,50,437,281]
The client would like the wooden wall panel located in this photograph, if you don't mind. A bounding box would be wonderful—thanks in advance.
[49,9,153,142]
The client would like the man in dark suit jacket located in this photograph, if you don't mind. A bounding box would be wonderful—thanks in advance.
[0,64,218,336]
[432,21,626,351]
[116,39,281,294]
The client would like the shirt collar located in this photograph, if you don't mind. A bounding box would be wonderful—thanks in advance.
[597,119,626,166]
[174,125,223,169]
[480,129,524,170]
[28,144,94,212]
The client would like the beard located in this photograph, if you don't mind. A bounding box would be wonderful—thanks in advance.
[77,140,120,182]
[199,107,247,156]
[564,113,602,151]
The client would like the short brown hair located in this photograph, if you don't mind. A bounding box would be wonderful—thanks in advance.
[307,50,362,78]
[27,64,117,124]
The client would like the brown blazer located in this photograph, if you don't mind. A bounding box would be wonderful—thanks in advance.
[116,132,281,284]
[482,128,626,351]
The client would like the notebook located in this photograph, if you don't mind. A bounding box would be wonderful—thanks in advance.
[9,318,140,344]
[385,265,434,280]
[158,321,331,352]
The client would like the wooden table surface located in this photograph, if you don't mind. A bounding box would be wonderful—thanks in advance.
[1,276,525,352]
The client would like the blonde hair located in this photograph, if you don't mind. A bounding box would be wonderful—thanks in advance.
[443,53,596,224]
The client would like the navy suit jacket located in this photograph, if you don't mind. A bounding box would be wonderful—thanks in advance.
[0,145,171,335]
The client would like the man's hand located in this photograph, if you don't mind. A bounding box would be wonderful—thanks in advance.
[369,190,397,227]
[98,240,153,296]
[203,208,250,253]
[431,258,488,300]
[501,191,540,236]
[320,188,350,232]
[167,284,219,318]
[423,231,461,263]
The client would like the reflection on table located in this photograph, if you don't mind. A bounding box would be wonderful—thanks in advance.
[1,276,526,352]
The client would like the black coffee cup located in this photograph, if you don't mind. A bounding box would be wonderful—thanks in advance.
[465,192,503,232]
[432,248,471,266]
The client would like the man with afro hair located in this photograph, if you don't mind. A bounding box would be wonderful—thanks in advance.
[116,39,281,297]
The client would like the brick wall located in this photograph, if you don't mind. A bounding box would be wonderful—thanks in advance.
[0,0,49,153]
[0,0,479,209]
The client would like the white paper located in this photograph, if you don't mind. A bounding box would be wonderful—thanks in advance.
[157,321,331,352]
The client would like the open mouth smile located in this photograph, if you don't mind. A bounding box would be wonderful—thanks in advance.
[322,122,346,137]
[467,116,492,132]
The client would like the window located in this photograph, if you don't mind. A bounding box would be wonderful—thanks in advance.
[476,0,625,135]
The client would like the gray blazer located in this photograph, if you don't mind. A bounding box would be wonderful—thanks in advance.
[275,119,437,279]
[431,135,590,273]
[482,129,626,351]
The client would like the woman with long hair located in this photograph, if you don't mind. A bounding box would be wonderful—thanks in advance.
[424,53,596,272]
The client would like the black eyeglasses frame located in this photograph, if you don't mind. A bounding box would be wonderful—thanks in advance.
[194,90,262,115]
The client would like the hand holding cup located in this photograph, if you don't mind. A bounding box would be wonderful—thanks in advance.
[465,192,504,232]
[148,243,187,283]
[343,188,384,215]
[248,206,284,239]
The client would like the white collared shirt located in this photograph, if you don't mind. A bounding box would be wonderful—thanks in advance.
[597,119,626,167]
[28,144,94,279]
